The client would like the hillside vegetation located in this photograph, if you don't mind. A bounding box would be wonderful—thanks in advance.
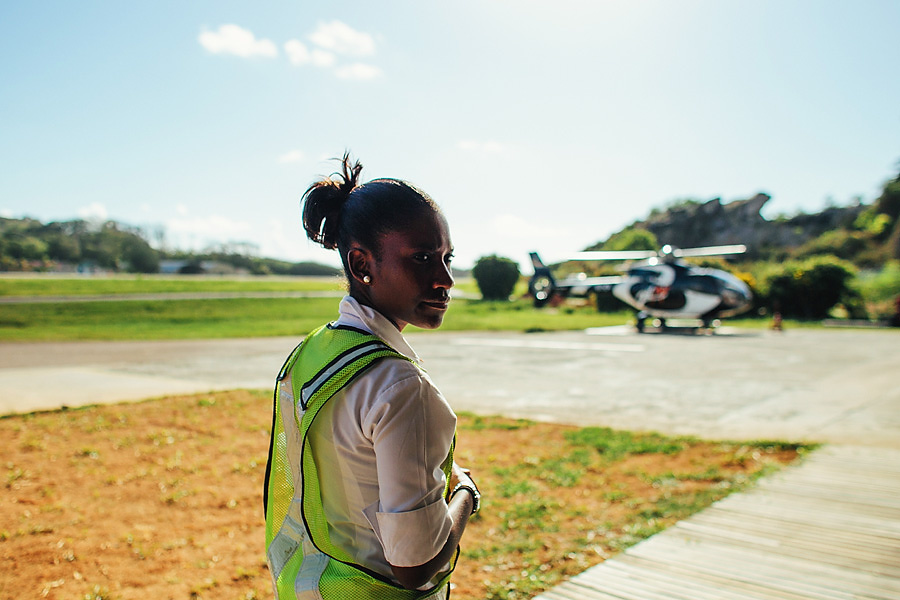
[0,218,339,277]
[588,167,900,265]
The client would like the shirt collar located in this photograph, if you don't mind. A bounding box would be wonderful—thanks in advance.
[336,296,422,364]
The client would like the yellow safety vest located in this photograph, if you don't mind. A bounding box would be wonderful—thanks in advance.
[264,323,457,599]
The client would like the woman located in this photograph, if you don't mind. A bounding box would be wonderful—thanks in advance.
[264,153,479,599]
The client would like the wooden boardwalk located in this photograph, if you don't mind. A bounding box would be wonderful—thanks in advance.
[533,445,900,600]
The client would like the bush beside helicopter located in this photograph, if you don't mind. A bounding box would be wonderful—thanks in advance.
[528,245,753,332]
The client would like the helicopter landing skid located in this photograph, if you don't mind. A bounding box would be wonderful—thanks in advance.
[635,317,721,335]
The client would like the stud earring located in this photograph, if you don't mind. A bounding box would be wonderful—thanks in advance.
[363,275,371,284]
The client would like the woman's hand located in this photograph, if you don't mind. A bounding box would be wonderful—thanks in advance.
[448,462,473,493]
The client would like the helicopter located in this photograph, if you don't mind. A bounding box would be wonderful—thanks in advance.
[528,244,753,332]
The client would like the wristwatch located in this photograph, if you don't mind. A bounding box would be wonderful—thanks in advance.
[451,475,481,515]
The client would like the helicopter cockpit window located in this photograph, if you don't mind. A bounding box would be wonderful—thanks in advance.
[686,274,720,295]
[630,268,659,281]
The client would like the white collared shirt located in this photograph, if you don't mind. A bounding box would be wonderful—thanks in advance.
[307,296,456,583]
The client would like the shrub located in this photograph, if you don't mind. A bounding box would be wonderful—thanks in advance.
[857,261,900,318]
[757,255,857,319]
[794,230,873,263]
[472,255,521,301]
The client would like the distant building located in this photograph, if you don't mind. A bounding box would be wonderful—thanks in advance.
[159,259,248,275]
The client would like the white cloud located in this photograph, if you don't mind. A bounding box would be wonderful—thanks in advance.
[457,139,510,155]
[278,150,305,164]
[335,63,382,81]
[309,20,375,57]
[78,202,108,221]
[198,24,278,58]
[284,40,336,67]
[311,49,337,68]
[310,48,337,68]
[199,22,381,83]
[0,209,13,218]
[283,39,310,64]
[284,22,379,80]
[176,204,189,216]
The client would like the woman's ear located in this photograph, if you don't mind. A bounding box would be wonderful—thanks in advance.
[347,247,373,286]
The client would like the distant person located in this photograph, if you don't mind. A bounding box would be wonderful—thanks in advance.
[891,295,900,327]
[263,153,479,599]
[771,311,783,331]
[770,301,784,331]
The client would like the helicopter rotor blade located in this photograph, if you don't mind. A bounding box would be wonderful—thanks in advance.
[570,250,658,261]
[674,244,747,258]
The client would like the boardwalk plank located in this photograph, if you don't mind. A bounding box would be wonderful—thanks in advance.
[582,569,723,600]
[630,536,900,597]
[689,507,900,550]
[667,521,900,575]
[606,558,862,600]
[717,493,900,524]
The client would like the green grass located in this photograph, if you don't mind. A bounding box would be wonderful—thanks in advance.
[0,297,633,341]
[0,275,858,341]
[0,297,342,341]
[565,427,687,461]
[415,300,633,333]
[0,276,637,341]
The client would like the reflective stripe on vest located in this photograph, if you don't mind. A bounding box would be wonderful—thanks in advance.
[264,324,456,600]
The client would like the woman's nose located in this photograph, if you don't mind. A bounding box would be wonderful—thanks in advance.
[435,262,454,289]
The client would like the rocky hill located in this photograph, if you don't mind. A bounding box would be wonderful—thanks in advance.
[637,193,866,259]
[606,166,900,266]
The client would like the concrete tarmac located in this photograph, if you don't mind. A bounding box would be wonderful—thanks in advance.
[2,326,897,447]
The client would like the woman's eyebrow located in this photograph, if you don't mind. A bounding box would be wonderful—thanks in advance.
[410,242,452,252]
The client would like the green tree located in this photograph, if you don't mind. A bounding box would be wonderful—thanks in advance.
[5,236,47,260]
[760,256,857,320]
[874,174,900,225]
[601,228,658,252]
[472,255,520,301]
[874,169,900,258]
[46,233,81,263]
[122,236,160,273]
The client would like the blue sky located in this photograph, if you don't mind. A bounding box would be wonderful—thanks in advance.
[2,1,898,270]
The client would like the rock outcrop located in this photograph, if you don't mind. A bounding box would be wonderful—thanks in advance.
[637,193,865,257]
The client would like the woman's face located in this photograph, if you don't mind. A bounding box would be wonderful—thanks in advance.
[365,210,454,331]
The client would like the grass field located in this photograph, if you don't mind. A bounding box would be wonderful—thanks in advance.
[0,390,808,600]
[0,275,637,341]
[0,275,802,342]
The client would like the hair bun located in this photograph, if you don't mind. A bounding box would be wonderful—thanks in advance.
[301,152,363,249]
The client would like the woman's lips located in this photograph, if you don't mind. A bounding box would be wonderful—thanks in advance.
[421,298,450,310]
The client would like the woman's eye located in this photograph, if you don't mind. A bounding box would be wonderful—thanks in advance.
[413,252,453,264]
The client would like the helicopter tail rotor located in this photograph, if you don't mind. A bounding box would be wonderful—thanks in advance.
[528,252,556,307]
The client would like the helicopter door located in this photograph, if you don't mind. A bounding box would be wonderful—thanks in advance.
[630,265,681,309]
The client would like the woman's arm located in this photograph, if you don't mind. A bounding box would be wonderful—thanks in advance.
[390,465,477,590]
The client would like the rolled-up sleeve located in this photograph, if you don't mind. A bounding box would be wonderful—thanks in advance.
[362,365,457,567]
